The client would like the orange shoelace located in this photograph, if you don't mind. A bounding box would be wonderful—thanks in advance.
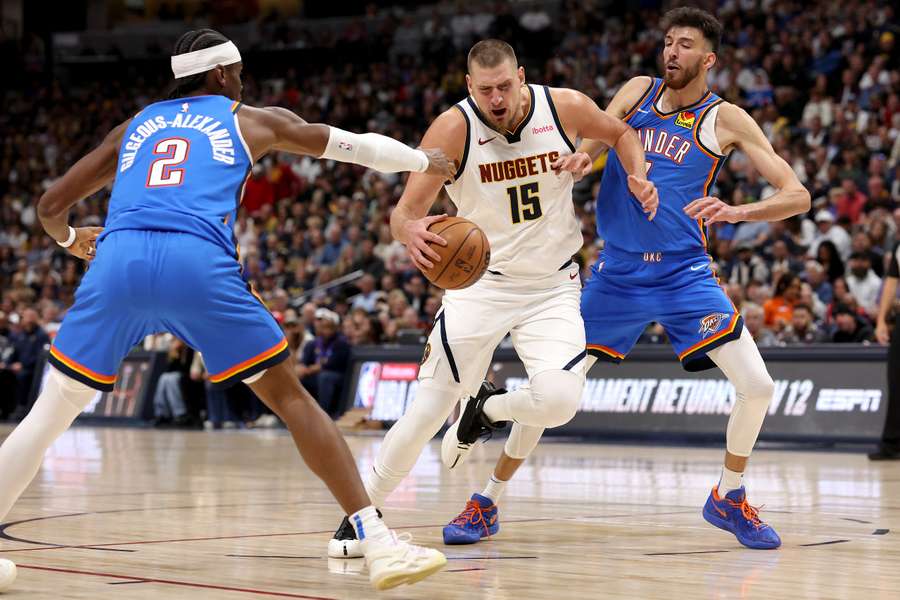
[449,500,490,534]
[727,497,765,528]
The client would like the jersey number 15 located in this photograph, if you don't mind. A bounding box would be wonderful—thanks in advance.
[507,182,542,224]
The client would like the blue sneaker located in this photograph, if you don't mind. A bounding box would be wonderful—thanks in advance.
[443,493,499,545]
[702,485,781,549]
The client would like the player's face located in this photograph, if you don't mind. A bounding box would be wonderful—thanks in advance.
[466,59,526,131]
[662,27,714,90]
[222,62,244,101]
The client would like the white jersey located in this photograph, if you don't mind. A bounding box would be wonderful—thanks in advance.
[445,84,581,279]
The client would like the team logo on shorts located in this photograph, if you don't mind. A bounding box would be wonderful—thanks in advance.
[675,111,696,129]
[698,312,730,338]
[421,342,432,365]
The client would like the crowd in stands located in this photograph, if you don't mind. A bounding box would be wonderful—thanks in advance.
[1,0,899,421]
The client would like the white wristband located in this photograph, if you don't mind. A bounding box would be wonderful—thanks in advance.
[57,226,77,248]
[321,126,429,173]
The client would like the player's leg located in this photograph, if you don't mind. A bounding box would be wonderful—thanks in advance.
[164,236,445,589]
[0,230,153,521]
[660,270,780,549]
[442,423,542,545]
[331,285,508,556]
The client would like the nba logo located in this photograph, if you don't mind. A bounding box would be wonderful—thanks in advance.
[354,361,381,408]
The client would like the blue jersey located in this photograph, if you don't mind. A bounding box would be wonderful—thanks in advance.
[596,78,726,255]
[103,95,251,256]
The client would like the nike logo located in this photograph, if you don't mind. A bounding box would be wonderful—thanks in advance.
[569,272,578,280]
[478,137,496,145]
[690,262,708,271]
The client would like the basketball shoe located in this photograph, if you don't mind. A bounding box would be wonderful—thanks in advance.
[364,533,447,590]
[702,485,781,549]
[327,510,382,559]
[442,493,499,545]
[441,381,509,469]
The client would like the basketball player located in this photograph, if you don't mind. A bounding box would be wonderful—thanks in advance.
[0,29,455,590]
[451,7,811,550]
[328,39,658,556]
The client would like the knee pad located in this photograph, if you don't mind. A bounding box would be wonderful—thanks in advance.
[528,369,584,428]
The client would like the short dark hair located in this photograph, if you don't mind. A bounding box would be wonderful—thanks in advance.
[793,303,812,315]
[467,39,517,72]
[168,28,231,99]
[661,7,723,53]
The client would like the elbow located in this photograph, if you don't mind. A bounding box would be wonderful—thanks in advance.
[796,187,811,215]
[36,191,63,223]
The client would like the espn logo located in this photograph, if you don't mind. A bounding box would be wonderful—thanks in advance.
[815,388,881,412]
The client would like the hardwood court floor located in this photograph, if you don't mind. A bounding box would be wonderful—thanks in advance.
[0,426,898,599]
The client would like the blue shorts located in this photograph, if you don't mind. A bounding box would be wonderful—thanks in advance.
[50,230,288,391]
[581,246,743,371]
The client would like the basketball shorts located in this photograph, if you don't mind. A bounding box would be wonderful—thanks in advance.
[581,246,743,372]
[50,230,289,391]
[418,264,586,395]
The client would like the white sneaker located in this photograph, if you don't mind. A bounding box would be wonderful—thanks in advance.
[441,410,476,470]
[441,382,508,469]
[364,533,447,590]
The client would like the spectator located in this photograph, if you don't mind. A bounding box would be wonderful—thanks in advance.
[728,243,769,287]
[6,308,50,419]
[764,272,801,330]
[151,338,194,427]
[351,274,381,313]
[297,308,351,417]
[778,303,826,344]
[831,303,874,343]
[742,302,778,347]
[811,210,851,260]
[846,252,883,317]
[803,260,834,305]
[816,240,846,283]
[836,178,868,223]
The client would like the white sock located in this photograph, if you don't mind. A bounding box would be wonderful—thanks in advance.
[718,466,744,495]
[0,367,96,521]
[364,463,405,509]
[350,505,394,547]
[480,475,507,504]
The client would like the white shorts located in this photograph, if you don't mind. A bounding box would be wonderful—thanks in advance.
[418,265,586,395]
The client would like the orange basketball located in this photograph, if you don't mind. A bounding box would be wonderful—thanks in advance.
[421,217,490,290]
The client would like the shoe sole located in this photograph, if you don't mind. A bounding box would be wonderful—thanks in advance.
[373,554,448,590]
[702,507,780,549]
[443,523,499,545]
[327,538,363,559]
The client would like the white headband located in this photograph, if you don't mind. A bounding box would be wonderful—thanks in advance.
[171,41,241,79]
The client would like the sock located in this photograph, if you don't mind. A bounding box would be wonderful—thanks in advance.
[364,463,406,509]
[0,367,95,521]
[350,505,394,547]
[718,466,744,496]
[480,475,507,505]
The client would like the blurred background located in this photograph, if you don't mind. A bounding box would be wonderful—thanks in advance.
[0,0,897,441]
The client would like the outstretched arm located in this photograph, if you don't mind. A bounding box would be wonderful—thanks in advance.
[239,106,454,178]
[37,119,130,260]
[551,87,657,220]
[684,102,810,224]
[391,108,467,271]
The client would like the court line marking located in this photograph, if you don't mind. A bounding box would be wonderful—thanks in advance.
[445,567,487,573]
[15,564,337,600]
[872,529,890,535]
[645,550,729,556]
[798,539,851,547]
[227,554,321,559]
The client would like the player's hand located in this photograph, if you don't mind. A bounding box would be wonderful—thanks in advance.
[403,214,448,271]
[551,152,593,182]
[420,147,456,180]
[66,227,104,261]
[684,196,742,224]
[876,319,891,345]
[627,175,658,221]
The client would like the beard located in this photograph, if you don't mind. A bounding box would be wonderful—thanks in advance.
[664,58,702,90]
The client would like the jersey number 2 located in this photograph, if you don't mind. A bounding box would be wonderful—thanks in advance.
[507,182,542,224]
[146,138,190,187]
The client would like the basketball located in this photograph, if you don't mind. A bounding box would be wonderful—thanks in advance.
[421,217,490,290]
